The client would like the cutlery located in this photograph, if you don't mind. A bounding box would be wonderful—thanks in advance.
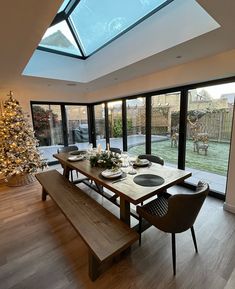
[112,177,127,184]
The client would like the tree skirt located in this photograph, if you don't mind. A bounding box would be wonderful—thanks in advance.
[7,173,36,187]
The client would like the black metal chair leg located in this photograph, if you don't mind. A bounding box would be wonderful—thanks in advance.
[70,170,73,182]
[139,217,142,246]
[172,233,176,275]
[191,226,198,253]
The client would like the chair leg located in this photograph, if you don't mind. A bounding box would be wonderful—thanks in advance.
[139,217,142,246]
[70,170,73,182]
[191,226,198,253]
[171,233,176,275]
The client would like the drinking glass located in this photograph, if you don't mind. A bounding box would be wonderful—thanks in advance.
[128,157,137,175]
[121,151,129,167]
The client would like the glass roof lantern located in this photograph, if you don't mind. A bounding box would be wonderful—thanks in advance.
[38,0,173,59]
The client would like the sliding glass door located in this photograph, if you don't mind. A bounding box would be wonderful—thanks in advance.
[108,101,123,151]
[94,103,106,149]
[32,103,88,163]
[32,104,64,162]
[65,105,88,150]
[151,92,180,167]
[126,97,146,155]
[186,83,235,193]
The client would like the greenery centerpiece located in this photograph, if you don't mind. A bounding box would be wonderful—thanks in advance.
[90,151,122,170]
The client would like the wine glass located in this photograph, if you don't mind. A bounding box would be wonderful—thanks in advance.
[121,151,129,168]
[128,156,137,175]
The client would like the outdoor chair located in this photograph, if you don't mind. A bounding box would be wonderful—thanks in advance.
[137,181,209,275]
[57,145,79,182]
[138,154,164,166]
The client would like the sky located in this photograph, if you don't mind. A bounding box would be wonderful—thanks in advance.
[197,83,235,99]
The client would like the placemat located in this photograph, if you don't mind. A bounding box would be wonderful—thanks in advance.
[133,174,164,187]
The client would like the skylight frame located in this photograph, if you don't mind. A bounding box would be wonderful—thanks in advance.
[38,0,174,59]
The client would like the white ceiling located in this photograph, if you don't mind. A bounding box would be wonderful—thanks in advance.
[0,0,235,102]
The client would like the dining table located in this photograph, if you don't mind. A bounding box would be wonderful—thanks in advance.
[53,152,192,227]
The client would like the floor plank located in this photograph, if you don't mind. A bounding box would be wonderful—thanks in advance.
[0,174,235,289]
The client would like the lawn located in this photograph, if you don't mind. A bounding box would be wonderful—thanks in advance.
[129,139,230,176]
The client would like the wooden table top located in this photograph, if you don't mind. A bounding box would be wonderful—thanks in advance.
[54,153,192,205]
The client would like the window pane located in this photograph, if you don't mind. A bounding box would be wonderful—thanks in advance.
[94,104,106,149]
[70,0,170,56]
[39,21,82,56]
[32,104,63,163]
[108,101,123,151]
[151,92,180,167]
[127,97,146,155]
[186,83,235,194]
[65,105,88,150]
[58,0,70,13]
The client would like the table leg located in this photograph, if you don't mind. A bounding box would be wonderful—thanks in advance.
[120,197,131,227]
[63,165,70,179]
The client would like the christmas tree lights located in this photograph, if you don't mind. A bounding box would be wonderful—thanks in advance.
[0,92,45,180]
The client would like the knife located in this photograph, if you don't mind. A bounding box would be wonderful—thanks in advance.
[112,177,127,184]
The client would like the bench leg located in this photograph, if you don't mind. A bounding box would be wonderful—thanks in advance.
[42,188,48,201]
[88,251,100,281]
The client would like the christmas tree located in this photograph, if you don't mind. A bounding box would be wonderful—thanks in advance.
[0,92,45,181]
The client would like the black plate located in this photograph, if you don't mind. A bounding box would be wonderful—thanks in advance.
[133,174,164,187]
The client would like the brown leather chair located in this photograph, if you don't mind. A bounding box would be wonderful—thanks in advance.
[138,154,164,166]
[137,181,209,275]
[57,146,78,181]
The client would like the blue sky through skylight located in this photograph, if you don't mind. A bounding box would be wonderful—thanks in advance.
[39,0,172,58]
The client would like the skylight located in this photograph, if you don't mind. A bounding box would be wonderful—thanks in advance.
[38,0,173,58]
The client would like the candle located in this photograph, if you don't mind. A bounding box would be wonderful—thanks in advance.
[98,144,101,154]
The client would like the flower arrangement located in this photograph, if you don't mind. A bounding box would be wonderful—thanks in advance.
[89,151,122,169]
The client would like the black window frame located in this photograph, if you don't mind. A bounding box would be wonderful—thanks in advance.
[30,76,235,200]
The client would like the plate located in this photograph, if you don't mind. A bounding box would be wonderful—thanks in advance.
[101,169,122,179]
[67,155,84,162]
[134,159,150,167]
[69,150,87,155]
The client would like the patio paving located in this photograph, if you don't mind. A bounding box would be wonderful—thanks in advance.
[38,135,227,195]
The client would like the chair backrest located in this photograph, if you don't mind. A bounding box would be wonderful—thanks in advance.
[152,181,209,233]
[57,145,78,154]
[110,147,122,154]
[138,154,164,166]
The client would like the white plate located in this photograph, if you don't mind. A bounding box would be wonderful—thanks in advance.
[67,155,84,162]
[101,169,122,179]
[134,159,150,167]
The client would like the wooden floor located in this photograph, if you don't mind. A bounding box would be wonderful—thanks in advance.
[0,176,235,289]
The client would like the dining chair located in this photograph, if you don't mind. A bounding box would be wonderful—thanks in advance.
[57,145,79,182]
[138,154,164,205]
[137,181,209,275]
[138,154,164,166]
[110,147,122,154]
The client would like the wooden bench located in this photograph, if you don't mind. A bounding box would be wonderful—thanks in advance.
[35,170,138,281]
